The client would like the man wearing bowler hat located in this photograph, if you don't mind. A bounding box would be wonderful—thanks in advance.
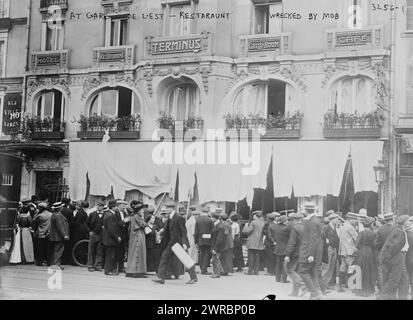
[273,214,291,283]
[153,200,198,284]
[49,202,69,270]
[210,210,226,278]
[194,206,214,275]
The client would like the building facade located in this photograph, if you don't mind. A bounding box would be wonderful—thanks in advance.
[0,0,395,216]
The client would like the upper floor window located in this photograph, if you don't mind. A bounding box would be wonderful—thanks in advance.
[36,89,65,121]
[233,80,294,117]
[0,0,9,18]
[0,40,5,77]
[343,0,369,29]
[330,76,376,114]
[41,20,65,51]
[253,0,282,34]
[109,17,128,46]
[407,0,413,31]
[169,4,191,36]
[167,83,199,120]
[89,87,140,118]
[1,173,13,186]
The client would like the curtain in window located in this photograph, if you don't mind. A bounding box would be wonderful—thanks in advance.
[233,83,267,116]
[100,90,117,117]
[168,85,198,120]
[341,78,353,113]
[170,5,191,36]
[355,78,368,114]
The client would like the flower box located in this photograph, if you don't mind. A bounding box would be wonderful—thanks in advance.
[323,128,381,139]
[109,131,140,140]
[31,131,65,140]
[77,131,105,140]
[263,128,301,139]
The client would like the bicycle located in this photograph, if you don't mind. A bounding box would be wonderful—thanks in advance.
[72,239,89,267]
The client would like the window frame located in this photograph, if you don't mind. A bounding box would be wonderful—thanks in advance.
[0,0,9,19]
[341,0,370,29]
[167,83,200,120]
[41,19,65,52]
[107,16,128,47]
[252,0,282,35]
[407,0,413,32]
[0,34,7,78]
[35,90,65,121]
[1,173,13,186]
[89,87,139,117]
[162,0,194,37]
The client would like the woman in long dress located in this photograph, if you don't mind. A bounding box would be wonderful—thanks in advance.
[126,206,147,278]
[10,205,35,264]
[354,216,377,297]
[145,215,162,273]
[230,213,244,272]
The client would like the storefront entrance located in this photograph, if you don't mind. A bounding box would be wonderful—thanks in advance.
[0,154,22,202]
[35,170,67,202]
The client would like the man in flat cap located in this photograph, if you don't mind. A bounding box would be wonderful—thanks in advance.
[153,200,198,284]
[285,212,305,297]
[102,200,121,275]
[49,202,69,270]
[210,211,226,278]
[321,211,340,291]
[242,211,265,275]
[33,202,52,266]
[273,215,291,283]
[377,215,411,300]
[194,206,214,275]
[337,212,359,292]
[374,212,395,290]
[263,213,277,276]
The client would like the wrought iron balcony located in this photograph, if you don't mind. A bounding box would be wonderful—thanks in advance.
[323,112,382,139]
[40,0,68,11]
[23,118,65,140]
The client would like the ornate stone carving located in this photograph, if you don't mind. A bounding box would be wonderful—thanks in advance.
[27,76,71,98]
[279,63,307,92]
[200,62,211,94]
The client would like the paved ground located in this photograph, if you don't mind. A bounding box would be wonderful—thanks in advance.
[0,264,373,300]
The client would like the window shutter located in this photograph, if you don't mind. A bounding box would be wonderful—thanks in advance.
[407,0,413,31]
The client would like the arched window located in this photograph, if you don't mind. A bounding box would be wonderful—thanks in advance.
[36,89,65,121]
[330,76,376,114]
[167,83,199,120]
[233,80,294,117]
[89,86,140,117]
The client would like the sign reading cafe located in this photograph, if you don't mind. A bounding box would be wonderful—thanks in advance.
[151,37,202,55]
[335,31,372,47]
[2,93,22,135]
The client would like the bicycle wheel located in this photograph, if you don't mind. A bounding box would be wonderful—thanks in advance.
[72,239,89,267]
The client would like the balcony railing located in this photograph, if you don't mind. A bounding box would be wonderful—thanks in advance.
[40,0,68,11]
[144,32,213,59]
[23,118,65,140]
[323,111,383,139]
[30,50,69,70]
[326,25,383,51]
[93,45,134,68]
[157,117,204,141]
[239,33,292,57]
[77,114,141,140]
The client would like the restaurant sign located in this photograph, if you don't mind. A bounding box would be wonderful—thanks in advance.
[335,31,372,47]
[98,49,126,63]
[2,93,22,135]
[151,37,202,55]
[248,37,281,52]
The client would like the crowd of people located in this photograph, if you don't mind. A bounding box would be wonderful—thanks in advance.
[6,196,413,299]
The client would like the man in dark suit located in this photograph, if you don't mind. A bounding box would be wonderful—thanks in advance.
[322,211,340,290]
[115,200,133,273]
[273,215,291,283]
[264,213,278,276]
[86,201,104,272]
[61,198,74,265]
[49,202,69,270]
[297,202,323,300]
[219,210,234,276]
[210,211,226,278]
[374,212,395,289]
[102,200,121,276]
[194,206,214,275]
[153,201,198,285]
[377,215,411,300]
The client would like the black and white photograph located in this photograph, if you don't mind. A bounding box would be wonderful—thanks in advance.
[0,0,412,304]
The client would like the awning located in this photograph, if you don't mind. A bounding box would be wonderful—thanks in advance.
[69,140,383,202]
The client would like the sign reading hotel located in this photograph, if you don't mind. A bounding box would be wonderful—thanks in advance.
[335,31,372,47]
[248,37,281,52]
[35,53,62,67]
[2,93,22,135]
[151,37,202,55]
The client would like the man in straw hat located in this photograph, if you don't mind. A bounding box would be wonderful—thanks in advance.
[374,212,395,290]
[194,206,214,275]
[49,202,69,270]
[377,215,411,300]
[153,200,198,285]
